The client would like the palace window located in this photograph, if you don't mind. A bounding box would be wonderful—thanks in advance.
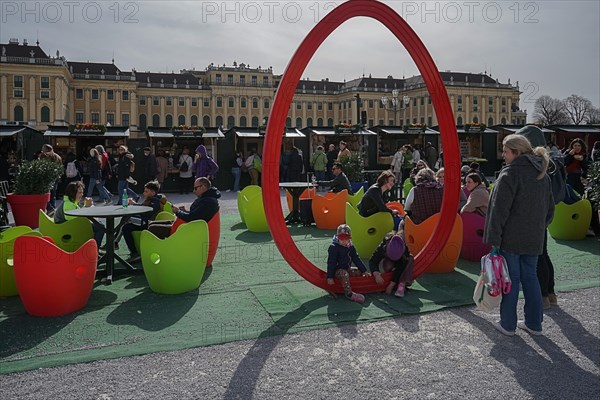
[41,76,49,89]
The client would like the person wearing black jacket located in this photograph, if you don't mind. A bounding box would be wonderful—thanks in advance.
[325,143,337,179]
[143,147,159,182]
[175,177,221,223]
[286,147,303,182]
[122,181,167,263]
[115,145,139,205]
[317,162,352,194]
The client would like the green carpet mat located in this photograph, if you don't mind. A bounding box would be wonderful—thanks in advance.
[1,214,599,374]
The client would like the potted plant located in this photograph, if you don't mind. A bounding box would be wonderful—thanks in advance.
[6,159,64,228]
[338,153,368,193]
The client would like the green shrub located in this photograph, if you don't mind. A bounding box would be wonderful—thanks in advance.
[14,159,64,195]
[338,153,365,182]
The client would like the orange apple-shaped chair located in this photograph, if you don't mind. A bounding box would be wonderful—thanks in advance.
[404,212,463,273]
[311,190,348,230]
[460,212,492,261]
[386,201,406,216]
[13,236,97,316]
[286,188,316,214]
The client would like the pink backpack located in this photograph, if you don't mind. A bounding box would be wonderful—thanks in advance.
[481,250,511,297]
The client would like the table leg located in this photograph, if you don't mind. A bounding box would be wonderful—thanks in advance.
[104,217,115,284]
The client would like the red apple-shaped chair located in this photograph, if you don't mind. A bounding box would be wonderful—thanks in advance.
[460,212,492,261]
[13,236,97,316]
[170,210,221,268]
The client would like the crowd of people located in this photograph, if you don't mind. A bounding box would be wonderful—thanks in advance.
[5,133,599,329]
[326,128,599,337]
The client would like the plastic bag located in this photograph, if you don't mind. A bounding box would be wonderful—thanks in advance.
[480,248,511,296]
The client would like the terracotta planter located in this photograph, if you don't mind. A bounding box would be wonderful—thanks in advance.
[6,193,50,229]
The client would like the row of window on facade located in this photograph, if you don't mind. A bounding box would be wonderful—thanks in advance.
[10,104,516,128]
[213,74,270,86]
[11,75,515,113]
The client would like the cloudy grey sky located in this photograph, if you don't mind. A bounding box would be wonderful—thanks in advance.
[2,0,599,120]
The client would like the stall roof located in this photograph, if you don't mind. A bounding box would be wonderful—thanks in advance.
[491,125,555,134]
[0,125,42,137]
[147,127,225,139]
[545,125,600,133]
[378,127,439,135]
[307,127,377,136]
[429,126,497,134]
[232,127,305,138]
[44,125,130,137]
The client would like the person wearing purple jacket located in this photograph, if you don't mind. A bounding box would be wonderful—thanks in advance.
[192,145,219,180]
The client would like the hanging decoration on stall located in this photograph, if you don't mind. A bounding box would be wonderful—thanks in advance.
[69,123,106,135]
[334,123,362,134]
[171,125,205,137]
[464,123,486,133]
[403,122,427,134]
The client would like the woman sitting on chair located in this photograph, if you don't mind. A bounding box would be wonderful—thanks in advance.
[461,173,490,217]
[358,170,402,230]
[404,168,444,224]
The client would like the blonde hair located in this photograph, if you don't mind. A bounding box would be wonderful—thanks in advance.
[503,134,549,179]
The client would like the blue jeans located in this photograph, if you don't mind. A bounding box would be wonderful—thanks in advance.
[87,177,112,201]
[232,167,241,192]
[117,180,139,205]
[499,250,543,332]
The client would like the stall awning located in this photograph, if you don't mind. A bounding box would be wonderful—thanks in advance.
[147,127,225,139]
[0,126,26,137]
[310,128,376,136]
[380,127,439,135]
[500,127,555,134]
[233,128,305,138]
[44,127,130,137]
[455,128,498,134]
[548,127,600,133]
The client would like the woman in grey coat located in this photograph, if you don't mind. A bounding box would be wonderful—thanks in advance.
[484,134,554,336]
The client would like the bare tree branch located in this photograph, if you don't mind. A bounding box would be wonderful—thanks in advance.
[533,95,569,125]
[564,94,593,125]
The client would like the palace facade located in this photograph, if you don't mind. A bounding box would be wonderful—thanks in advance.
[1,38,527,134]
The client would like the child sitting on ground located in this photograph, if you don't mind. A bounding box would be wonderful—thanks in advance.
[327,224,371,303]
[369,231,414,297]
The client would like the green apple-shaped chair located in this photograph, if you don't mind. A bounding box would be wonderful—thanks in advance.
[238,185,262,224]
[163,202,173,214]
[403,179,413,202]
[0,227,43,297]
[155,211,176,221]
[140,220,209,295]
[345,202,394,259]
[548,200,593,240]
[38,209,94,252]
[347,186,364,210]
[241,191,270,233]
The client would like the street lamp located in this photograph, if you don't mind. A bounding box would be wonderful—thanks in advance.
[381,89,410,126]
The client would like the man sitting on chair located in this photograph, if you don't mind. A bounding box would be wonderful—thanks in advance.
[316,162,353,194]
[175,177,221,222]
